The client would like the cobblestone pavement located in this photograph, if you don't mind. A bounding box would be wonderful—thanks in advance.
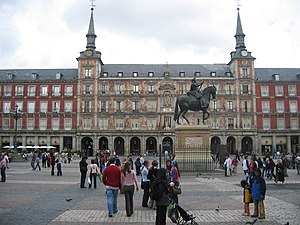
[0,159,299,225]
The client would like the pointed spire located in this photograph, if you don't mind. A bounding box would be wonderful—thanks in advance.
[86,7,97,50]
[234,8,246,50]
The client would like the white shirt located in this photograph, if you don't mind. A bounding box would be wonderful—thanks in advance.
[242,159,249,170]
[224,158,232,167]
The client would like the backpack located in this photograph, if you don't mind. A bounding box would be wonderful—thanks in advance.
[135,158,141,167]
[150,181,162,200]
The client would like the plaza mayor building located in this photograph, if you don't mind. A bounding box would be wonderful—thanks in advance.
[0,7,300,157]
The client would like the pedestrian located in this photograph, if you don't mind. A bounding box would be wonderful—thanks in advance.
[87,159,100,189]
[50,153,56,176]
[68,152,72,164]
[275,160,284,184]
[250,168,266,219]
[134,156,142,176]
[34,153,41,171]
[102,157,122,218]
[224,155,232,177]
[281,155,289,177]
[141,160,150,207]
[240,179,252,216]
[42,152,47,168]
[249,157,258,180]
[232,156,239,175]
[79,156,88,188]
[31,152,36,170]
[242,155,250,176]
[56,153,63,176]
[295,154,300,175]
[0,154,8,182]
[155,168,170,225]
[169,160,180,204]
[147,160,159,209]
[121,161,139,217]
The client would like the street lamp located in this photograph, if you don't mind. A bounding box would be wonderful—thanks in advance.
[12,104,22,160]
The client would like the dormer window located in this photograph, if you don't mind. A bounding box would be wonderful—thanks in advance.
[195,72,201,77]
[31,73,39,80]
[7,73,15,80]
[103,72,108,77]
[210,72,216,77]
[225,72,232,77]
[148,72,154,77]
[164,72,169,77]
[133,72,138,77]
[179,72,185,77]
[273,74,280,81]
[118,72,123,77]
[56,73,63,79]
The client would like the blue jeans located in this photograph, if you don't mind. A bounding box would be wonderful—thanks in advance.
[106,188,119,216]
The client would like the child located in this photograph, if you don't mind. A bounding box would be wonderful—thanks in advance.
[240,179,251,216]
[250,168,266,219]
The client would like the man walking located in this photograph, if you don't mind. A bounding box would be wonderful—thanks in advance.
[0,154,8,182]
[102,157,121,217]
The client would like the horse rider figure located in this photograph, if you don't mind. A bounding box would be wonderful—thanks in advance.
[187,77,204,106]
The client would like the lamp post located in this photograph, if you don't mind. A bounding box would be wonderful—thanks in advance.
[12,104,22,160]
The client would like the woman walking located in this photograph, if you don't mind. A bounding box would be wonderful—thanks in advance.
[87,159,100,189]
[121,161,139,217]
[141,160,150,207]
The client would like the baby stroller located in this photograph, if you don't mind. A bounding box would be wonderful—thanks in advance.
[167,198,199,225]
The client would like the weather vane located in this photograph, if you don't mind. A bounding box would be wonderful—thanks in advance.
[236,0,241,10]
[90,0,96,9]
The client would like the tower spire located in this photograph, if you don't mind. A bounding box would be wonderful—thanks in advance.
[234,8,246,50]
[86,5,97,50]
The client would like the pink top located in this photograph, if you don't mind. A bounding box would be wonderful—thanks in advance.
[121,170,138,188]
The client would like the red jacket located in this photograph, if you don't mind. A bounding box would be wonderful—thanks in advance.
[102,164,121,189]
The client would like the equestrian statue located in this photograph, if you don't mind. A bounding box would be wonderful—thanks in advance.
[174,78,217,125]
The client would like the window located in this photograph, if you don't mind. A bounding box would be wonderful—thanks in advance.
[40,102,48,113]
[0,86,2,97]
[118,72,124,77]
[52,118,60,130]
[53,101,60,112]
[133,85,139,93]
[212,118,219,129]
[27,118,35,130]
[241,84,249,95]
[275,86,283,96]
[178,83,187,94]
[40,86,48,96]
[3,118,10,129]
[195,72,201,77]
[147,84,155,93]
[262,101,270,113]
[290,118,298,130]
[226,85,234,95]
[28,86,36,96]
[164,72,169,77]
[148,101,156,112]
[212,100,218,111]
[116,118,123,129]
[117,84,124,94]
[274,74,280,81]
[52,86,61,96]
[228,118,234,129]
[261,86,269,97]
[39,118,47,130]
[241,68,249,78]
[102,72,108,77]
[101,84,108,94]
[65,86,73,96]
[262,118,270,130]
[288,85,296,96]
[3,102,11,113]
[210,72,216,77]
[64,118,72,130]
[132,72,138,77]
[4,86,12,96]
[243,101,250,112]
[133,101,138,111]
[179,72,185,77]
[100,101,108,112]
[84,84,91,94]
[85,68,91,77]
[276,101,284,113]
[116,101,121,112]
[289,101,297,113]
[15,86,24,96]
[83,118,91,129]
[132,118,139,129]
[65,101,72,112]
[148,72,154,77]
[83,101,92,112]
[28,102,35,113]
[227,101,233,111]
[277,118,285,130]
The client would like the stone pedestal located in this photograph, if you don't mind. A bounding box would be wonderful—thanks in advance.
[175,125,214,171]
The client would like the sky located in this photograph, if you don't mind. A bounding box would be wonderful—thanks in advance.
[0,0,299,69]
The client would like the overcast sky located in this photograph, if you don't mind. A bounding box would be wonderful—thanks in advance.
[0,0,299,69]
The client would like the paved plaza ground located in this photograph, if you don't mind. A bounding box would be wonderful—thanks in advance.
[0,158,299,225]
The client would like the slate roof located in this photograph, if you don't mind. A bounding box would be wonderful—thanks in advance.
[255,68,300,82]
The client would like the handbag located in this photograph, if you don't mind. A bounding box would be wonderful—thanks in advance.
[173,184,182,195]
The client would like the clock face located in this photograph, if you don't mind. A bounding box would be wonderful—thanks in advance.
[241,50,247,57]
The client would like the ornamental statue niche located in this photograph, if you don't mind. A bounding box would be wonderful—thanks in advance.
[174,77,217,125]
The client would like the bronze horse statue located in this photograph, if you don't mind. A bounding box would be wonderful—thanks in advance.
[174,85,217,125]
